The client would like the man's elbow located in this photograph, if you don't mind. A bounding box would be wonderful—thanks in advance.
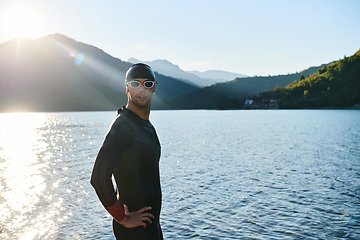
[90,178,94,188]
[90,172,98,190]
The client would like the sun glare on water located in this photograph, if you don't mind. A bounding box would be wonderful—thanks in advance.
[0,4,47,41]
[0,113,57,239]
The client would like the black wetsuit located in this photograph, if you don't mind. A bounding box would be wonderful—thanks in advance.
[91,107,163,240]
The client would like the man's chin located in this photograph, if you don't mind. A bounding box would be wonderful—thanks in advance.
[132,100,151,109]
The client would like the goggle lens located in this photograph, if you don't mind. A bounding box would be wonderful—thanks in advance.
[128,80,156,89]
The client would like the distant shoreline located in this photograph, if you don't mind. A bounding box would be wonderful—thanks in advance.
[1,107,359,114]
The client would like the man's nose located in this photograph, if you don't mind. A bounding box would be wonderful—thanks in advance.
[139,84,146,91]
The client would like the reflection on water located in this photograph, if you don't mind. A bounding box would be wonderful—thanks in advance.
[0,113,80,239]
[1,112,109,240]
[0,110,359,239]
[0,113,61,239]
[0,113,51,239]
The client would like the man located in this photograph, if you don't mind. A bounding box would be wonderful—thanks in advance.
[90,63,163,239]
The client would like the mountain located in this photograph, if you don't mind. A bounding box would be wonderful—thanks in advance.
[259,50,360,109]
[0,34,198,112]
[2,34,354,112]
[128,58,203,86]
[187,70,247,81]
[170,63,332,109]
[128,58,246,86]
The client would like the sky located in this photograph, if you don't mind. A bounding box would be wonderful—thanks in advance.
[0,0,359,76]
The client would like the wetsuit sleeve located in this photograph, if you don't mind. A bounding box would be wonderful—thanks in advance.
[90,123,132,223]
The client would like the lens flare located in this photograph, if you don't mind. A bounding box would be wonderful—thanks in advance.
[74,53,84,65]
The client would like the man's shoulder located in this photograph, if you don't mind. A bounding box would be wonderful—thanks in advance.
[104,115,133,141]
[111,109,138,131]
[111,112,130,128]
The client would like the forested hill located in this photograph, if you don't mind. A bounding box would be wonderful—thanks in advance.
[0,34,198,112]
[170,63,329,109]
[260,50,360,108]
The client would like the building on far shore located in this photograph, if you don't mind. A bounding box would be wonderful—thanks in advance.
[244,98,279,109]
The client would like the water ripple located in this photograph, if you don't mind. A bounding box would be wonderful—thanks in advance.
[0,110,359,239]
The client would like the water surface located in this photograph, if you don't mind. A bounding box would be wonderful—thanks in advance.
[0,110,359,239]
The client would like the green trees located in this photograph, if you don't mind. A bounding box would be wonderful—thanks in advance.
[318,65,327,74]
[216,96,243,110]
[260,50,360,109]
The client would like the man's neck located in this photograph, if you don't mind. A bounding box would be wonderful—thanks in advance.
[126,102,151,120]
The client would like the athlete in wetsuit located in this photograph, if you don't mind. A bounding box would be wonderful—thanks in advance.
[91,63,163,240]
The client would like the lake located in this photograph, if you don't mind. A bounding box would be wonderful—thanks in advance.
[0,110,359,239]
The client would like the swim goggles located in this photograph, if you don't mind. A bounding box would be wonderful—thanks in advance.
[126,80,157,89]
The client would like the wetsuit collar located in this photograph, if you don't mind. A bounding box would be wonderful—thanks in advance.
[118,106,150,124]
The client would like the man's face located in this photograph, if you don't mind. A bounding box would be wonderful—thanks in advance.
[126,78,155,109]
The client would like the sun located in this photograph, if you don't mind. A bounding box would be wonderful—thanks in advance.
[0,4,46,40]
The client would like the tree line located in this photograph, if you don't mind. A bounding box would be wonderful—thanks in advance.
[215,50,360,109]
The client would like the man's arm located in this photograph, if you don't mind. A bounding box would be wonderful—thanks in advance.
[90,157,126,222]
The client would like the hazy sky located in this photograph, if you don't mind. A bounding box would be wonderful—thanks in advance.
[1,0,359,76]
